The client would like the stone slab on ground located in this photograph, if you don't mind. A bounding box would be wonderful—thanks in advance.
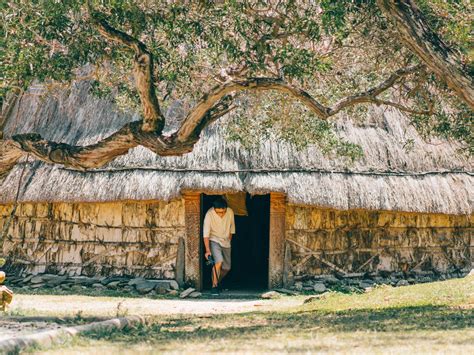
[261,291,281,299]
[180,287,196,298]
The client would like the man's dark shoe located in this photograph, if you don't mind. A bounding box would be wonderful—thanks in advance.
[211,286,220,296]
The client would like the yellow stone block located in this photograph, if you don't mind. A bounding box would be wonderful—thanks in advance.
[0,204,14,217]
[95,227,122,242]
[19,203,35,217]
[77,203,99,225]
[309,209,323,229]
[123,228,140,243]
[285,205,296,227]
[53,203,74,222]
[96,203,123,227]
[123,202,147,227]
[35,203,50,218]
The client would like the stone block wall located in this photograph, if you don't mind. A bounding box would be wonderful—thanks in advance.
[286,206,473,276]
[0,200,185,278]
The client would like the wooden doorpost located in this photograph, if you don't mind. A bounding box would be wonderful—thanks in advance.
[183,192,202,290]
[269,192,286,288]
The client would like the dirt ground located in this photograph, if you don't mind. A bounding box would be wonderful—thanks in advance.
[2,293,301,342]
[0,319,64,342]
[9,292,301,317]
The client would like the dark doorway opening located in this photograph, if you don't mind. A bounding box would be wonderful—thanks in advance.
[200,193,270,291]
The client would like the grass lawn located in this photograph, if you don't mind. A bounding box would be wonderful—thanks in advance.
[20,275,474,354]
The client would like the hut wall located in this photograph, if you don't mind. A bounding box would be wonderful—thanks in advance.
[0,200,185,278]
[286,205,473,276]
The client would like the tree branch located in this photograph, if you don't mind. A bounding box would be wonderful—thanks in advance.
[328,65,425,115]
[0,65,430,177]
[175,65,426,143]
[376,0,474,109]
[87,3,165,132]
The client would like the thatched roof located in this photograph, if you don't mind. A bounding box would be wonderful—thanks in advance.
[1,79,472,214]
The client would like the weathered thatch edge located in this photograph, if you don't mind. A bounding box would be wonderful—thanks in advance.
[0,162,472,215]
[0,316,146,354]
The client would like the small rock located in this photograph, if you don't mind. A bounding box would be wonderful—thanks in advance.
[342,273,365,278]
[180,287,196,298]
[70,285,83,292]
[106,281,121,289]
[167,289,179,296]
[46,276,67,287]
[148,280,171,290]
[261,291,281,299]
[294,282,303,291]
[169,280,179,290]
[313,283,326,293]
[30,276,44,284]
[128,277,146,286]
[22,274,34,284]
[71,276,97,286]
[155,285,168,295]
[396,280,409,287]
[101,276,127,286]
[360,279,375,289]
[189,291,202,298]
[318,275,340,285]
[135,281,155,294]
[92,283,106,290]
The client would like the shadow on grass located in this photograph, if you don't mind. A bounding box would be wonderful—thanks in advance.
[79,305,474,344]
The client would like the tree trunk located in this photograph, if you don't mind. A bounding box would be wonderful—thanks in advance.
[377,0,474,109]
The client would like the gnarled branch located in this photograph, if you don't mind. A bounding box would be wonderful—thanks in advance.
[377,0,474,109]
[1,65,428,177]
[87,3,165,133]
[176,65,427,143]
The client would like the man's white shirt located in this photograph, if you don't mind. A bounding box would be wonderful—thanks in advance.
[203,207,236,248]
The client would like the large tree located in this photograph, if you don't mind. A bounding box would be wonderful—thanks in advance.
[0,0,472,177]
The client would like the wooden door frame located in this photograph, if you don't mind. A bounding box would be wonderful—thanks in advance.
[268,192,286,288]
[183,192,202,290]
[183,191,286,291]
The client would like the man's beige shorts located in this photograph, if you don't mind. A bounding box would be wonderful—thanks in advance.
[210,240,231,270]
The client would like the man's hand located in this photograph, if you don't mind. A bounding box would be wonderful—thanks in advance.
[205,250,211,260]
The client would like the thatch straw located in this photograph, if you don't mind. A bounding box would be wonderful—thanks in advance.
[0,79,472,214]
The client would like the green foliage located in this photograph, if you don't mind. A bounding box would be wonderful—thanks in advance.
[226,92,364,161]
[0,0,471,156]
[417,0,472,71]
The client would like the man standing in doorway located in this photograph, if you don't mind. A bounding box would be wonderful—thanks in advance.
[203,197,235,296]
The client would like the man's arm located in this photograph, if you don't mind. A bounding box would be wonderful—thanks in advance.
[203,213,211,259]
[229,209,236,241]
[204,237,211,259]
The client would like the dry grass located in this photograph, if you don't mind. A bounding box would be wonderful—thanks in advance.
[1,79,472,214]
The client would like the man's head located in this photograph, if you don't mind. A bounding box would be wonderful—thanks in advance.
[213,197,227,216]
[0,271,5,284]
